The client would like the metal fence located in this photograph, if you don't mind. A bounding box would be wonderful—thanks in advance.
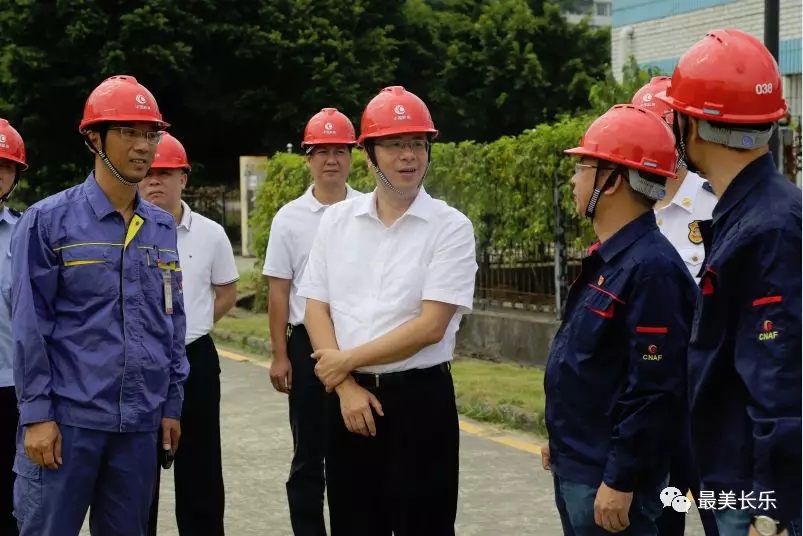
[183,186,241,244]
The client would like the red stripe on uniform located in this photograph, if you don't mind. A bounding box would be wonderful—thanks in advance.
[635,326,668,334]
[752,295,782,306]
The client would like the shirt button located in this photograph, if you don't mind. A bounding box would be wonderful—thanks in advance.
[657,218,663,225]
[692,256,699,262]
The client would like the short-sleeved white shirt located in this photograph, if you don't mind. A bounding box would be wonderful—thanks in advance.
[297,187,478,374]
[654,171,717,283]
[262,184,363,326]
[177,200,240,344]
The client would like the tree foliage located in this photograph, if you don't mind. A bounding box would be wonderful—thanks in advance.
[0,0,610,203]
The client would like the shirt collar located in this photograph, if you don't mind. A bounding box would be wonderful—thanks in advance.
[84,171,148,221]
[178,200,192,230]
[302,184,359,212]
[354,187,434,222]
[594,211,658,263]
[669,171,704,213]
[712,152,775,224]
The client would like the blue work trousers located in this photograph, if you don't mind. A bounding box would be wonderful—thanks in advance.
[553,474,666,536]
[13,423,158,536]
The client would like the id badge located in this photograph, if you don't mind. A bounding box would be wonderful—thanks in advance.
[162,267,173,315]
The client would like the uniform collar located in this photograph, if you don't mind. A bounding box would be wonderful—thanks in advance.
[668,171,705,213]
[712,153,775,224]
[594,211,657,263]
[0,207,18,226]
[302,183,358,213]
[355,187,434,222]
[84,171,148,221]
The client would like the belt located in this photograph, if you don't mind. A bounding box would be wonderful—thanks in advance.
[352,362,451,390]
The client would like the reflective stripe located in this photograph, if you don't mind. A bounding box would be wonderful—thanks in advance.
[63,259,104,267]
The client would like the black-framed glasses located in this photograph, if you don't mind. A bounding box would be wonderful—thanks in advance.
[109,127,163,145]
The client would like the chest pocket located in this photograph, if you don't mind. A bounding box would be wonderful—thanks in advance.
[141,248,180,302]
[572,284,623,358]
[59,244,120,299]
[678,247,705,281]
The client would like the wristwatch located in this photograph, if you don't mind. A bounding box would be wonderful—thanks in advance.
[752,515,783,535]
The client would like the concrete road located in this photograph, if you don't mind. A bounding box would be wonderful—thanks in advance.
[79,345,707,536]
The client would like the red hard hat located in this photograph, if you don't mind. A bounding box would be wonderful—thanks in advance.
[79,75,169,133]
[301,108,356,148]
[632,76,674,125]
[151,133,191,171]
[0,119,27,171]
[358,86,438,145]
[656,29,787,124]
[564,104,677,179]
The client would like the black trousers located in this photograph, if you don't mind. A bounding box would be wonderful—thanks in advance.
[325,363,459,536]
[286,324,327,536]
[0,386,17,535]
[148,334,225,536]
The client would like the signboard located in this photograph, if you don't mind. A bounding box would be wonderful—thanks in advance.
[239,156,269,257]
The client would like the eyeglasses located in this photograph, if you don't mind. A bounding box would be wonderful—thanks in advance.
[374,140,429,153]
[109,127,163,145]
[575,163,616,175]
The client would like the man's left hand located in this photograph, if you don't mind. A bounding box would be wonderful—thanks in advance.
[748,527,789,536]
[311,348,352,391]
[161,418,181,453]
[594,482,633,533]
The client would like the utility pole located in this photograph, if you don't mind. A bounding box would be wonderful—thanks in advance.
[765,0,780,169]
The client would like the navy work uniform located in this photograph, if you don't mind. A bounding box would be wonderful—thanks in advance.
[688,153,802,533]
[10,173,190,535]
[653,170,720,536]
[545,211,698,535]
[0,206,20,535]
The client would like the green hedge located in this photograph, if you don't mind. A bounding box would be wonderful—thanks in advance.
[249,114,597,312]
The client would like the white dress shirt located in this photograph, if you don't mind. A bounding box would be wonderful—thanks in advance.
[262,184,363,326]
[654,171,717,283]
[177,200,240,344]
[297,187,478,374]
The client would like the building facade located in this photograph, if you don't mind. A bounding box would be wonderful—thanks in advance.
[611,0,802,183]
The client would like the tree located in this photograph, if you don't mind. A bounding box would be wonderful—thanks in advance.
[586,56,666,115]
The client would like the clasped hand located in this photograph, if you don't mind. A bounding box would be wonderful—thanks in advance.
[310,348,352,391]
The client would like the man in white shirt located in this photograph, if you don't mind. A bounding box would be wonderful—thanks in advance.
[297,86,478,536]
[262,108,362,536]
[0,119,26,536]
[632,78,719,536]
[139,133,239,536]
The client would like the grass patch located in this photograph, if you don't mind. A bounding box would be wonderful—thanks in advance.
[452,358,546,437]
[215,313,267,338]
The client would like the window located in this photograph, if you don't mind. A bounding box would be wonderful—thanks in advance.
[596,2,612,16]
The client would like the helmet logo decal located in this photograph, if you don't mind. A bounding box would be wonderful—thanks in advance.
[393,104,410,121]
[324,122,333,131]
[0,134,7,145]
[134,93,151,111]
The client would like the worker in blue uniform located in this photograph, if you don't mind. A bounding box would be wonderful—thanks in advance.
[0,118,28,536]
[656,29,801,536]
[10,75,190,536]
[631,77,720,536]
[542,104,698,536]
